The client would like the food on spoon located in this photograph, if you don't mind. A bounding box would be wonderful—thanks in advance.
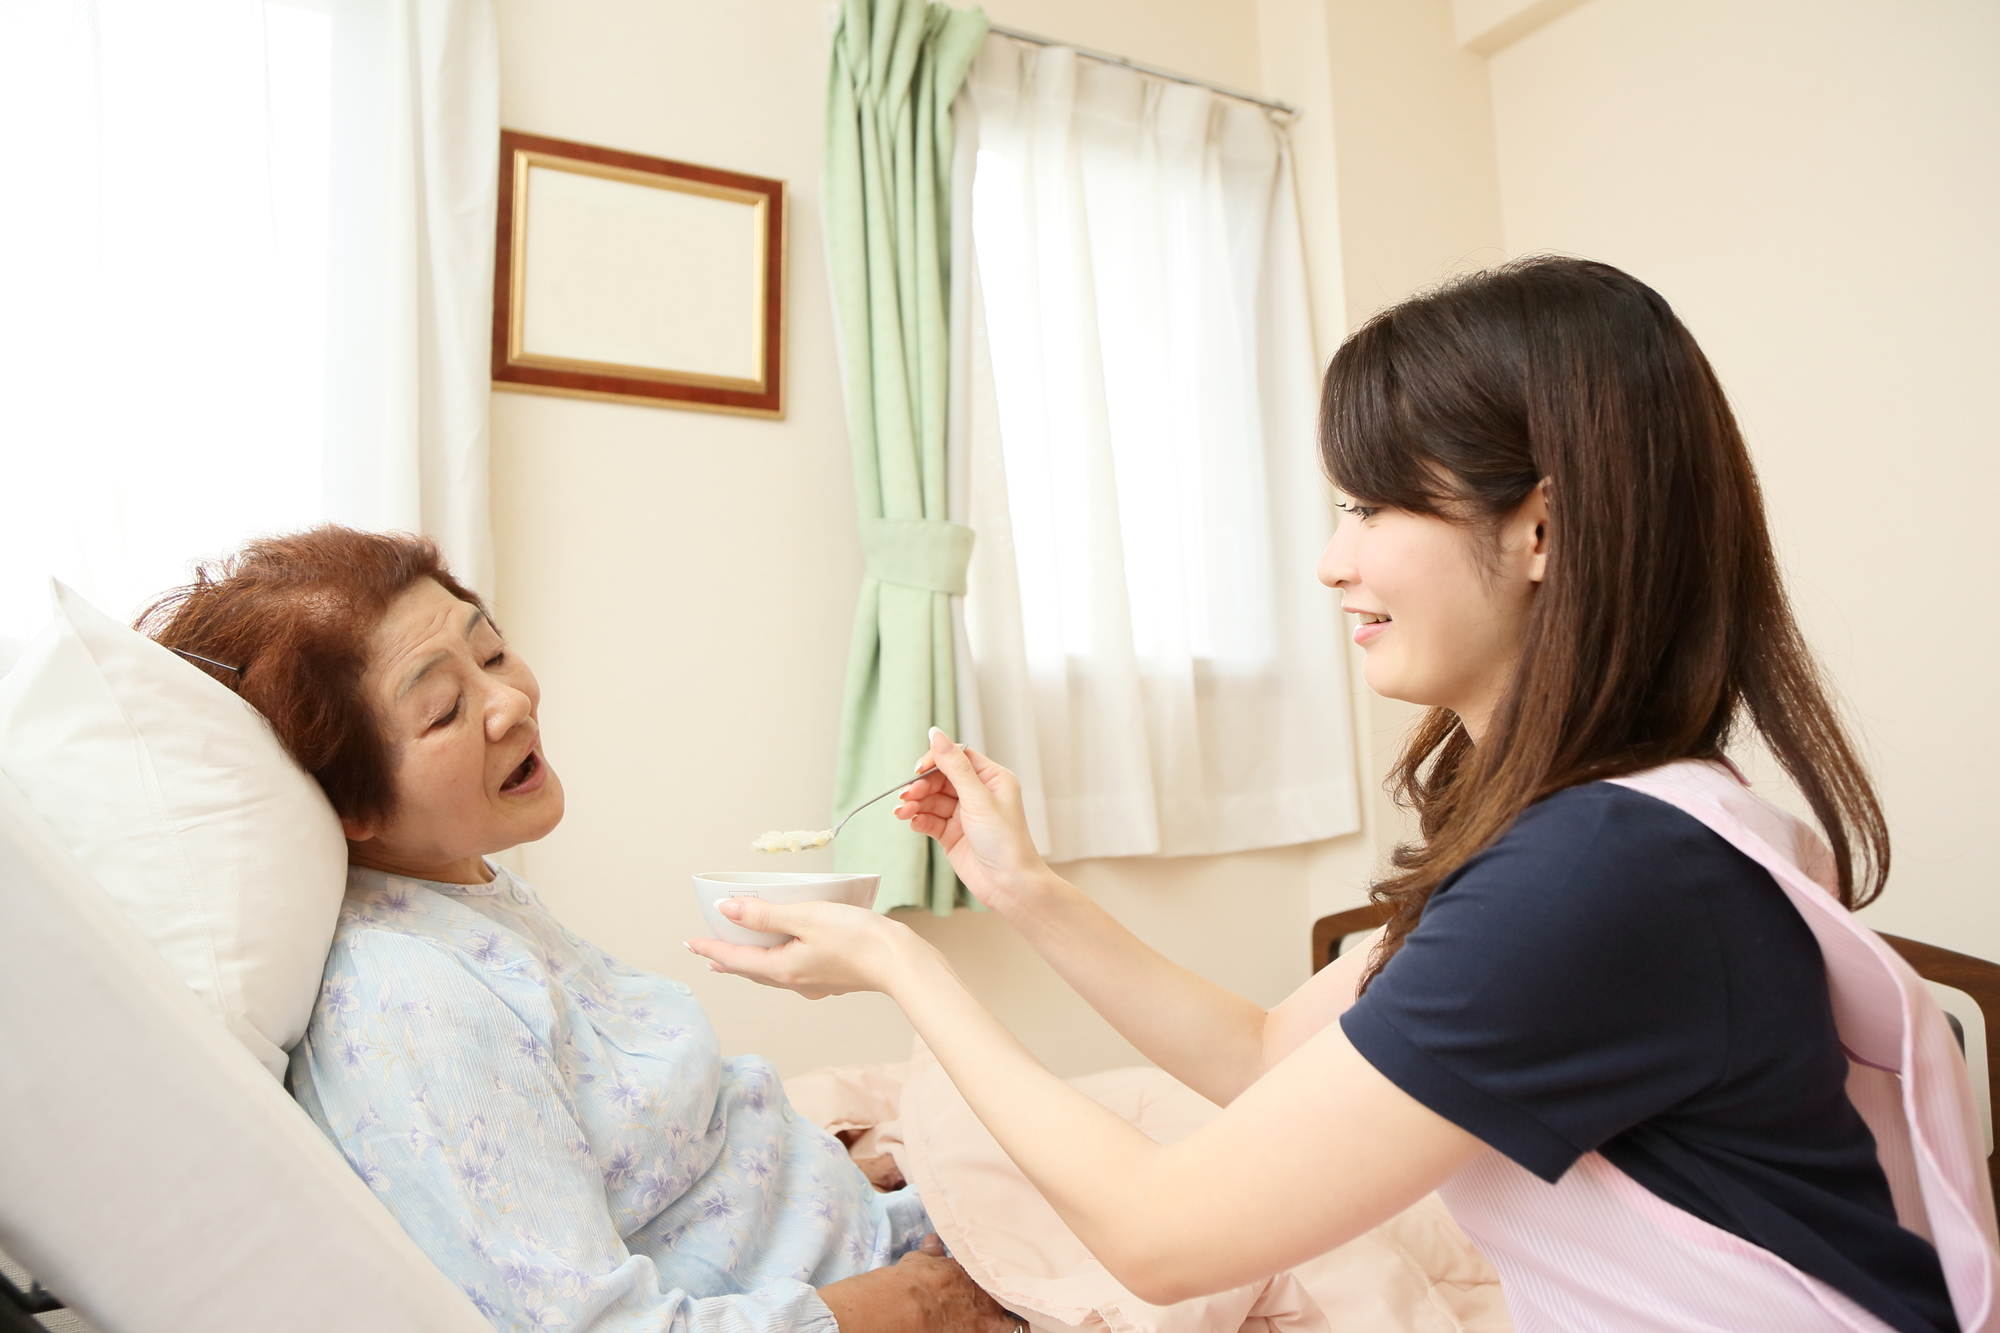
[752,828,833,854]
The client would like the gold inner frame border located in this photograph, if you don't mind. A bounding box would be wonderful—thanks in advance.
[504,149,770,394]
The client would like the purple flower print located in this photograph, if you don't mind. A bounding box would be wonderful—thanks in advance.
[320,975,359,1016]
[337,1032,369,1070]
[346,1154,390,1193]
[544,1255,593,1302]
[451,1141,500,1200]
[602,1146,639,1189]
[632,1163,679,1214]
[462,1286,502,1319]
[498,1256,541,1297]
[841,1229,873,1266]
[467,931,509,967]
[699,1189,742,1223]
[606,1080,646,1114]
[733,1146,775,1186]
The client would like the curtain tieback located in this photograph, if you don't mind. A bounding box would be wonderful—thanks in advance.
[861,519,976,595]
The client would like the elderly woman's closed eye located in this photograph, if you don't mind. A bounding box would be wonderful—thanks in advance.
[140,527,1012,1333]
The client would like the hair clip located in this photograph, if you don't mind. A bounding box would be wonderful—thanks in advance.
[168,646,244,675]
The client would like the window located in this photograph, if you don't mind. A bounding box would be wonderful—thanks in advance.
[956,36,1359,861]
[0,0,333,662]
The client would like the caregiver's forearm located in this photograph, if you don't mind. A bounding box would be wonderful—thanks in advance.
[881,937,1481,1307]
[997,869,1273,1103]
[882,939,1193,1285]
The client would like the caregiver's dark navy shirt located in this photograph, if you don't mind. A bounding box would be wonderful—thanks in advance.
[1342,782,1956,1333]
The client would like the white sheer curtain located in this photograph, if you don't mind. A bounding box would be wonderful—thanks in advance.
[956,36,1358,862]
[325,0,498,593]
[0,0,496,670]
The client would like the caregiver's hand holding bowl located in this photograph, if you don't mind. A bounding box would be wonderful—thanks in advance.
[698,729,1039,997]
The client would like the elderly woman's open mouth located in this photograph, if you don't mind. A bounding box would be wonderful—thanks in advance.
[500,750,544,795]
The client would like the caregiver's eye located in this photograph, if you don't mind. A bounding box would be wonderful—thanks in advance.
[1334,500,1379,520]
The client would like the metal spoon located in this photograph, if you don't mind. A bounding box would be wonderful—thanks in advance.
[831,763,945,840]
[752,764,947,853]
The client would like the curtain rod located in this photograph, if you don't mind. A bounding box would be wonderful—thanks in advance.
[983,23,1301,119]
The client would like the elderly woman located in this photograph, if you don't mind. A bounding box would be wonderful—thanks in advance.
[141,526,1007,1333]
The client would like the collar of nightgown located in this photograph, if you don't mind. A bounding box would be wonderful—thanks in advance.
[345,858,513,899]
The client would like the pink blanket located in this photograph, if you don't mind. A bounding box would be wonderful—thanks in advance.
[787,1048,1509,1333]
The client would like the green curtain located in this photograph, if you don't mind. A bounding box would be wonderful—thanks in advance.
[824,0,987,915]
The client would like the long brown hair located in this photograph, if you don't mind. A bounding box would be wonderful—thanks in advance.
[1321,257,1888,988]
[136,526,485,826]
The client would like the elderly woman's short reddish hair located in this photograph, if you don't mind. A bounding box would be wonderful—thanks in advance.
[138,526,485,825]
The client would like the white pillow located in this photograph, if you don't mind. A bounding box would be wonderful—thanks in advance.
[0,581,346,1079]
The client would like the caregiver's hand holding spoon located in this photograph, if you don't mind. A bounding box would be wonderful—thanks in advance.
[893,727,1054,912]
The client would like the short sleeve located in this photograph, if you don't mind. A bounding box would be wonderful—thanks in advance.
[1340,784,1735,1182]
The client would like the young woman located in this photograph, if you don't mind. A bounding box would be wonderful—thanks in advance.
[691,257,1998,1333]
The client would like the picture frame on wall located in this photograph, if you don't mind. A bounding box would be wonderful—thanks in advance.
[492,129,786,418]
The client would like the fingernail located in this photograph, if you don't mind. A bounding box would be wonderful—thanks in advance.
[706,962,721,972]
[682,941,694,952]
[929,726,949,752]
[716,897,740,918]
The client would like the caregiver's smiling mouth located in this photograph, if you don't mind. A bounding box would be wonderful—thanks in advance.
[1348,607,1393,647]
[500,750,546,795]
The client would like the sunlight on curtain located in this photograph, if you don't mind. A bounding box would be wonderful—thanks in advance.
[959,36,1359,862]
[0,0,331,665]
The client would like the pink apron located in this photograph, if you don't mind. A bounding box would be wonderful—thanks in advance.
[1434,759,2000,1332]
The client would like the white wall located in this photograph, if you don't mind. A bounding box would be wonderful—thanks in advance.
[1487,0,2000,954]
[489,0,1384,1080]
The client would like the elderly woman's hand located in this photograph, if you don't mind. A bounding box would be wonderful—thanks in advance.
[686,898,931,999]
[895,729,1052,913]
[818,1235,1019,1333]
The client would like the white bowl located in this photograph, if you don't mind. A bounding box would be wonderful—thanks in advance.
[693,871,881,947]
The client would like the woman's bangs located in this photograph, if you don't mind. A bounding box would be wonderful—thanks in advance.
[1320,329,1447,512]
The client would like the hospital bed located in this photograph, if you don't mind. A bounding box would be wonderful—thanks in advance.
[4,757,1993,1333]
[0,773,495,1333]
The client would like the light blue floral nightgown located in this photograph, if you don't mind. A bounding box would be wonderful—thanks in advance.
[290,864,928,1333]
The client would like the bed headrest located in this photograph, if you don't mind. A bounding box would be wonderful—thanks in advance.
[0,769,489,1332]
[0,581,347,1078]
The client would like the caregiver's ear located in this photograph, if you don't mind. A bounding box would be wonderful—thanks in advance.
[1522,479,1551,584]
[340,814,378,843]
